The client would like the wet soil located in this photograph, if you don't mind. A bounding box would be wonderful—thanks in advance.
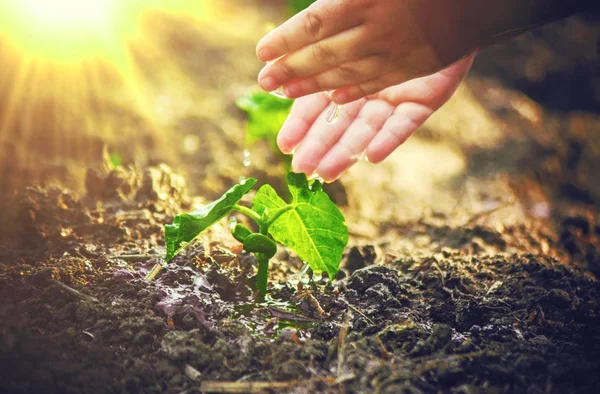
[1,165,599,393]
[1,3,600,394]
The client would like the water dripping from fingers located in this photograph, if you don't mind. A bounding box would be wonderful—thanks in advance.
[269,87,287,99]
[350,151,370,163]
[239,149,252,183]
[242,149,252,167]
[325,102,341,124]
[325,91,341,125]
[308,172,325,183]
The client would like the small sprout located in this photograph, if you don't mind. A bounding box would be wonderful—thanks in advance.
[243,234,277,259]
[156,172,348,296]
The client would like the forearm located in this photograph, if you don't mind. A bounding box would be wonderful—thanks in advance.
[464,0,597,45]
[405,0,596,71]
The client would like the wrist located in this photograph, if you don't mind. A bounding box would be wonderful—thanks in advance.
[460,0,597,48]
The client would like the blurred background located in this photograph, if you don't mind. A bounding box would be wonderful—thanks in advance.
[0,0,598,272]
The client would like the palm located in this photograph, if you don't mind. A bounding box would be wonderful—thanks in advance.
[277,54,475,182]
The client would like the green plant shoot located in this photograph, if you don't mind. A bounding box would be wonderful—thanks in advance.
[236,90,293,153]
[162,173,348,295]
[288,0,316,15]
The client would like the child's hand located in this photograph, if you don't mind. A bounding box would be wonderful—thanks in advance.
[278,54,475,182]
[257,0,474,105]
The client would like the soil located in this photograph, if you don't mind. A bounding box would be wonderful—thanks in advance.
[1,2,600,394]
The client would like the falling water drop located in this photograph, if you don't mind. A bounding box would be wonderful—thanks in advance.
[351,151,369,163]
[324,91,342,124]
[325,102,341,124]
[229,215,238,229]
[269,87,287,99]
[308,172,325,183]
[242,149,252,167]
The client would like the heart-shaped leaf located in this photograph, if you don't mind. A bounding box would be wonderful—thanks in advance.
[254,173,348,279]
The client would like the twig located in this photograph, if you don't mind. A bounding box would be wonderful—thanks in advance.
[375,336,391,360]
[337,310,352,376]
[340,299,374,325]
[111,254,164,262]
[184,365,202,381]
[267,306,316,323]
[50,279,99,304]
[199,381,296,393]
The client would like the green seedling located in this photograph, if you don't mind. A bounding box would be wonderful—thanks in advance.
[236,90,292,157]
[152,172,348,296]
[288,0,316,15]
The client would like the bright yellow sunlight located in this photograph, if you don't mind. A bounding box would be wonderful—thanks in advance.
[20,0,116,25]
[0,0,238,193]
[0,0,210,62]
[0,0,130,61]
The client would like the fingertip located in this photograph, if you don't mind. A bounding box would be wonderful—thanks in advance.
[257,46,277,62]
[291,151,317,176]
[315,152,355,184]
[315,165,344,184]
[277,116,308,154]
[364,147,386,164]
[331,88,361,105]
[258,76,278,93]
[276,129,295,155]
[365,134,397,164]
[365,128,405,164]
[321,173,340,184]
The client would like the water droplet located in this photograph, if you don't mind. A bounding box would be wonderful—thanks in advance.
[308,172,324,183]
[242,149,252,167]
[351,151,369,162]
[269,87,287,99]
[229,215,238,230]
[325,102,341,124]
[238,176,247,184]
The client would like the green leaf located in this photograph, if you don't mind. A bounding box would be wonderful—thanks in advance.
[164,178,257,261]
[253,183,286,217]
[243,234,277,259]
[236,91,293,150]
[256,173,348,279]
[231,223,253,243]
[288,0,316,15]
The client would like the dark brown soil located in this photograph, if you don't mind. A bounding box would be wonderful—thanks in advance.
[1,3,600,394]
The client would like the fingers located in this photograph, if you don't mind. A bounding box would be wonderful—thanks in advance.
[277,93,330,154]
[330,70,412,104]
[278,55,388,99]
[256,0,363,62]
[258,25,372,93]
[365,102,433,163]
[315,99,395,182]
[291,99,365,175]
[280,53,478,181]
[331,53,476,105]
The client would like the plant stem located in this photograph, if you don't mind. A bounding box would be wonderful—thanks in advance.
[233,204,263,225]
[145,263,163,281]
[112,254,164,262]
[256,253,269,297]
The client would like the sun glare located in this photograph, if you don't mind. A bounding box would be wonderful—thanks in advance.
[0,0,253,194]
[20,0,117,26]
[0,0,145,62]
